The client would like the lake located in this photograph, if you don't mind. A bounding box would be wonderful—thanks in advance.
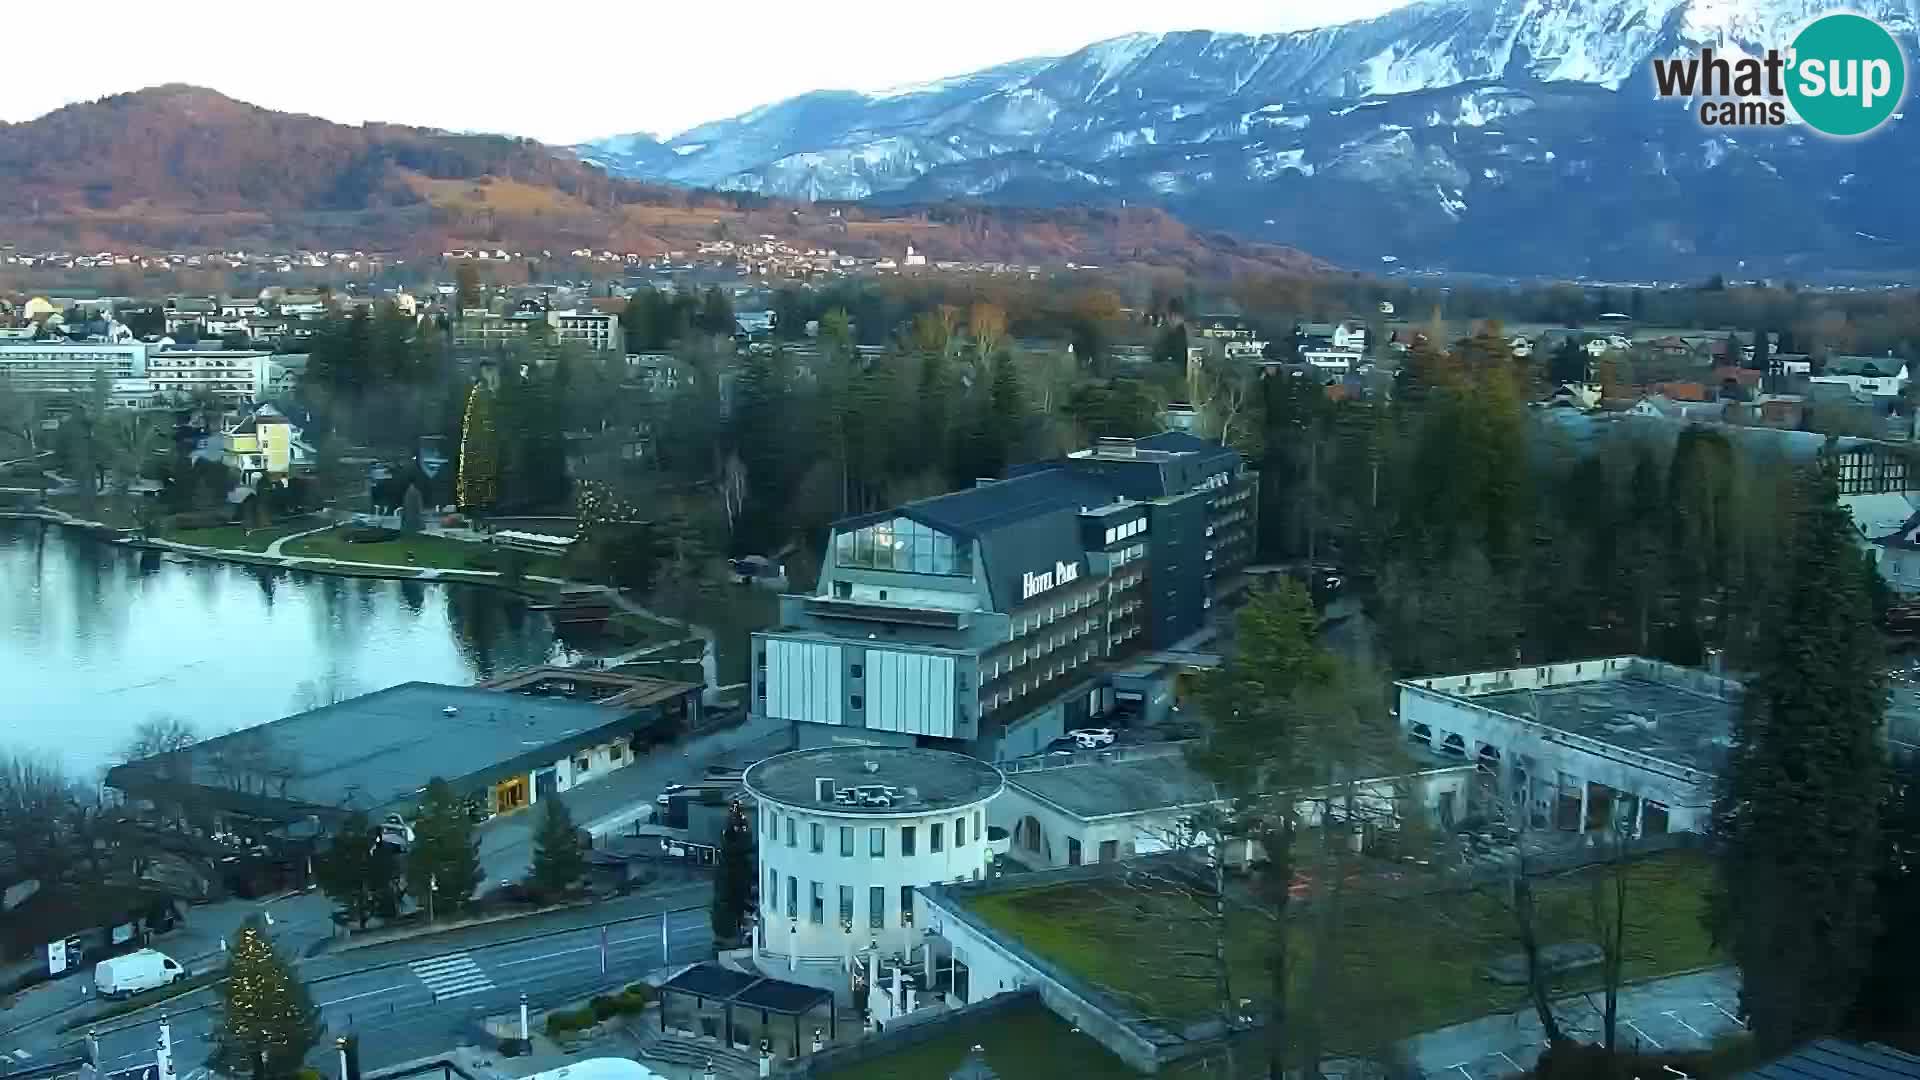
[0,518,578,779]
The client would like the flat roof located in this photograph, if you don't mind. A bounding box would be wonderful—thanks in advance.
[1470,677,1736,774]
[480,665,697,710]
[110,682,634,814]
[744,746,1003,815]
[1005,751,1217,819]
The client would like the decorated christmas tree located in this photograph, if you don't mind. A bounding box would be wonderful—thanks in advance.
[209,917,319,1080]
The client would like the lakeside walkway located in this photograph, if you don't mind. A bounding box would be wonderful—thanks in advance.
[2,508,719,675]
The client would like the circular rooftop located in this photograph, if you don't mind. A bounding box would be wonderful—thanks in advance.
[744,746,1004,816]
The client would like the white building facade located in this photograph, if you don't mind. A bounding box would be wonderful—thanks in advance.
[744,747,1004,988]
[1395,657,1737,836]
[0,342,148,394]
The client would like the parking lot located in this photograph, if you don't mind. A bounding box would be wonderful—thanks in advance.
[1406,968,1745,1078]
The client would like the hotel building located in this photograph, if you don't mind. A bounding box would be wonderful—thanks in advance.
[750,431,1257,761]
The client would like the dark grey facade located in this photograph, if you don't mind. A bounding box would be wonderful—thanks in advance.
[750,432,1257,763]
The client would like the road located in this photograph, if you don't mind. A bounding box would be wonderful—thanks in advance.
[1404,968,1746,1079]
[75,906,712,1076]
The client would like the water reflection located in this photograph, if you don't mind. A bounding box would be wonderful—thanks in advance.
[0,520,579,776]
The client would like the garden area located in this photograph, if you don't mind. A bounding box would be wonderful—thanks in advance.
[962,850,1718,1042]
[281,526,571,578]
[165,516,327,551]
[827,998,1141,1080]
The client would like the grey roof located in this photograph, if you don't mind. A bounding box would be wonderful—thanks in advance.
[879,469,1112,612]
[1825,355,1907,378]
[1743,1040,1920,1080]
[109,682,637,815]
[1470,676,1739,775]
[1005,751,1220,820]
[744,746,1004,815]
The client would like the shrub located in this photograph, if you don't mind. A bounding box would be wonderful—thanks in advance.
[614,987,651,1014]
[589,995,620,1021]
[341,525,399,543]
[296,1069,324,1080]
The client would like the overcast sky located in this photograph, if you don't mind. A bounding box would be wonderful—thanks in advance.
[2,0,1411,144]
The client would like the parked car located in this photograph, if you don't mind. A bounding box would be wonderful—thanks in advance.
[94,949,185,998]
[377,814,414,850]
[1067,728,1116,748]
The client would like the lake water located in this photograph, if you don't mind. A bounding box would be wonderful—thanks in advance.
[0,518,577,779]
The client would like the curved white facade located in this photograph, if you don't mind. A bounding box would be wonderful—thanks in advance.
[746,750,1003,966]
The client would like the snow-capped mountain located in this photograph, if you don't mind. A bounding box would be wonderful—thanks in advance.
[577,0,1920,277]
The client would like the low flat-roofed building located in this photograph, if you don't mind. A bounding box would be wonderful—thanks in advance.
[480,665,701,721]
[1397,657,1743,836]
[991,743,1475,870]
[107,679,697,828]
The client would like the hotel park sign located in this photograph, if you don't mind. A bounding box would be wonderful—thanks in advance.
[1021,559,1081,601]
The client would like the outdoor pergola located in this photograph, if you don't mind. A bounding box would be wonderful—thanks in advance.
[657,963,836,1051]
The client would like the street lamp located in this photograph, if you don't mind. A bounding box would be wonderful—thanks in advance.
[428,873,438,922]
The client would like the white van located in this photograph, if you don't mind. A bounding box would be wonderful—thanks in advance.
[94,949,185,998]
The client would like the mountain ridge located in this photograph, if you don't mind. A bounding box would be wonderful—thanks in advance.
[577,0,1920,278]
[0,85,1326,277]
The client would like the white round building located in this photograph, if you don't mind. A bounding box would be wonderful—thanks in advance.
[745,746,1004,979]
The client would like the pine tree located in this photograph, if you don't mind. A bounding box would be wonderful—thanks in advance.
[406,778,482,920]
[711,799,755,942]
[455,383,499,512]
[315,813,405,930]
[529,796,586,899]
[210,917,319,1080]
[1710,465,1886,1054]
[400,484,425,533]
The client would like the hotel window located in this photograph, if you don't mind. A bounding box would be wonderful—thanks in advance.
[851,662,863,678]
[869,886,885,929]
[810,882,824,924]
[786,817,796,848]
[870,827,885,856]
[851,694,863,710]
[786,876,797,919]
[955,816,967,846]
[901,826,916,855]
[900,886,915,926]
[931,823,944,852]
[840,826,854,856]
[767,866,777,914]
[811,822,825,853]
[839,885,854,925]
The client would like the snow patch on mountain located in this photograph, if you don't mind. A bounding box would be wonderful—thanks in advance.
[1249,148,1315,178]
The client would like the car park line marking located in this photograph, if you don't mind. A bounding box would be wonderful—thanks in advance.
[1663,1010,1704,1038]
[319,986,398,1006]
[1624,1019,1662,1048]
[1495,1051,1523,1074]
[1703,1001,1747,1028]
[1449,1063,1475,1080]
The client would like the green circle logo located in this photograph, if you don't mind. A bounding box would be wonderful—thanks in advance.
[1786,13,1906,137]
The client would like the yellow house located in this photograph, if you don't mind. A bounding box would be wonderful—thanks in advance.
[221,404,308,482]
[22,297,56,322]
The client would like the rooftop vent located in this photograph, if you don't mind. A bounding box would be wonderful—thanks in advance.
[863,760,880,774]
[815,777,836,803]
[1093,437,1138,459]
[442,706,459,717]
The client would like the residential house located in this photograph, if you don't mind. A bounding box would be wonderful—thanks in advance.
[1297,321,1365,354]
[220,403,313,483]
[1627,393,1720,421]
[1813,355,1909,398]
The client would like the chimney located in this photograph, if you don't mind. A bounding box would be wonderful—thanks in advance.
[815,777,836,803]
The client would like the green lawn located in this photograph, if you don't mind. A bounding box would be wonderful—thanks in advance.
[167,518,323,552]
[282,528,570,578]
[827,999,1143,1080]
[965,851,1718,1042]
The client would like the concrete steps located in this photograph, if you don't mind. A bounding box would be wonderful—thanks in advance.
[634,1027,762,1078]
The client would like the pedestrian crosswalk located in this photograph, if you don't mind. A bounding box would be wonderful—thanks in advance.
[409,952,495,1000]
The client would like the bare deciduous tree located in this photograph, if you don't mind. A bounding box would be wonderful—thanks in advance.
[120,714,200,763]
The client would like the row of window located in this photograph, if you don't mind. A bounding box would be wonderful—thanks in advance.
[985,643,1097,712]
[1013,588,1097,636]
[1112,543,1146,568]
[1102,517,1147,546]
[763,875,972,929]
[765,810,984,856]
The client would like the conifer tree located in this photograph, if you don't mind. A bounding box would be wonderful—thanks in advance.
[529,795,586,898]
[405,778,482,920]
[1710,465,1886,1053]
[315,812,404,930]
[210,917,318,1080]
[711,799,755,942]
